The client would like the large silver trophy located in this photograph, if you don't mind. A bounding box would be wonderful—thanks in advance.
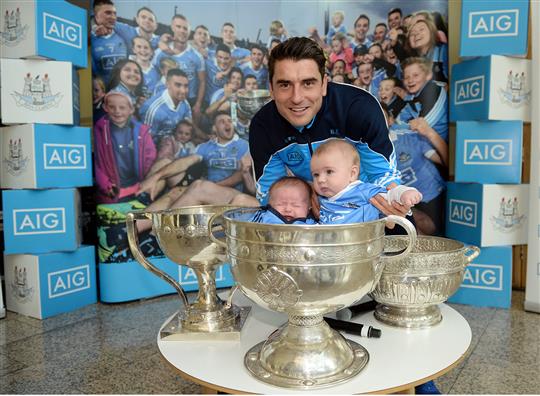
[236,89,271,118]
[126,205,250,340]
[370,236,480,328]
[210,208,417,389]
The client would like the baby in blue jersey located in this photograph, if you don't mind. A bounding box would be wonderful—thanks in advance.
[251,177,317,225]
[311,139,422,224]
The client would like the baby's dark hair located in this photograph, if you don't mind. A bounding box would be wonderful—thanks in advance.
[268,176,318,219]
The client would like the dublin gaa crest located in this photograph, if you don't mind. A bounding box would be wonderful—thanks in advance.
[498,70,531,107]
[11,73,63,111]
[490,197,526,232]
[10,266,34,303]
[0,8,29,46]
[3,138,29,175]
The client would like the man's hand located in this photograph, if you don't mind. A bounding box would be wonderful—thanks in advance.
[94,24,112,36]
[370,182,412,228]
[239,154,252,173]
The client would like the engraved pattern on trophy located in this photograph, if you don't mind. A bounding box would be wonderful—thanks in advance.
[371,236,480,328]
[253,266,303,310]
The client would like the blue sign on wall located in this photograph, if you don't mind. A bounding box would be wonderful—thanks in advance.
[455,121,522,183]
[449,245,512,308]
[460,0,529,57]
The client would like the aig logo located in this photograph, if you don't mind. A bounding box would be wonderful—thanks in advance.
[180,266,225,285]
[455,76,484,105]
[48,265,90,298]
[464,139,512,165]
[468,9,519,38]
[449,199,477,227]
[13,208,66,235]
[43,13,82,49]
[44,143,87,169]
[461,264,503,290]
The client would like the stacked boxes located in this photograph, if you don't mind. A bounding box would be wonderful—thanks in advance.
[447,0,531,308]
[0,1,95,318]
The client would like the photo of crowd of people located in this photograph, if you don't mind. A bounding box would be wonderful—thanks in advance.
[90,0,449,263]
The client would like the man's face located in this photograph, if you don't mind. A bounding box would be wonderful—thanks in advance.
[214,114,235,143]
[311,148,358,198]
[270,58,327,128]
[358,64,373,85]
[136,10,157,33]
[354,17,369,41]
[244,77,258,91]
[251,48,264,68]
[269,185,310,221]
[403,64,432,94]
[167,75,189,103]
[105,95,134,127]
[171,17,189,43]
[216,50,232,70]
[221,25,235,45]
[378,80,395,103]
[229,72,243,91]
[374,25,387,42]
[132,38,153,61]
[193,27,210,47]
[388,11,402,29]
[175,124,193,144]
[95,4,117,30]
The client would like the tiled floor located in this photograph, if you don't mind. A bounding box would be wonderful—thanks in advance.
[0,290,539,394]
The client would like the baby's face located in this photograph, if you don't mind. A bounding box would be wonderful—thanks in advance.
[311,149,357,198]
[269,185,310,221]
[175,125,192,144]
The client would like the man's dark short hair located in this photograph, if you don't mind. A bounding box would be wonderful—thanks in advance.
[167,68,188,80]
[228,66,243,81]
[250,44,266,55]
[268,37,326,84]
[213,110,231,123]
[215,43,231,55]
[354,14,370,27]
[171,14,187,23]
[136,7,155,17]
[375,22,388,30]
[222,22,235,29]
[353,45,368,56]
[93,0,114,11]
[194,24,209,32]
[388,7,403,17]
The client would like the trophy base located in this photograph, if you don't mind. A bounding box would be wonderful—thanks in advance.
[160,305,251,341]
[374,304,442,328]
[244,323,369,389]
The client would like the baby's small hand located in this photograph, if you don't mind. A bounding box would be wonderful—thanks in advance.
[400,190,422,206]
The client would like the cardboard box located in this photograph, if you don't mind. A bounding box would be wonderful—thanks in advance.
[0,58,80,125]
[455,121,523,184]
[448,245,512,308]
[2,188,81,254]
[99,258,236,303]
[0,0,87,68]
[446,182,529,247]
[4,245,97,319]
[0,124,92,189]
[460,0,529,57]
[450,55,531,122]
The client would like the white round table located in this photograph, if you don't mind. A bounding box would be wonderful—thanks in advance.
[158,294,471,394]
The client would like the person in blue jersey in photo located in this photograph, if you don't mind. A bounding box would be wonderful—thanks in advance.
[352,62,380,97]
[311,139,421,224]
[396,57,448,141]
[266,20,289,50]
[154,14,206,125]
[91,0,128,84]
[378,77,406,120]
[152,57,177,97]
[251,177,317,225]
[325,11,348,46]
[248,37,413,221]
[130,36,160,96]
[351,15,372,51]
[240,45,269,89]
[220,22,251,65]
[139,69,192,146]
[113,7,160,53]
[381,103,447,236]
[205,44,233,105]
[205,67,243,119]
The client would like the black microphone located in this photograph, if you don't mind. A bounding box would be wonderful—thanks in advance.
[324,317,382,338]
[335,300,378,321]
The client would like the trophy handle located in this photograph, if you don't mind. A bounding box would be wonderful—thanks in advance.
[207,212,228,250]
[380,215,417,261]
[126,211,189,309]
[464,245,480,265]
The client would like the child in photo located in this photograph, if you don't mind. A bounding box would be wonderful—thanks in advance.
[107,59,146,110]
[130,36,160,95]
[378,77,406,120]
[329,33,354,73]
[94,92,157,204]
[93,77,107,122]
[157,119,197,161]
[326,10,348,45]
[153,57,178,96]
[311,139,421,224]
[266,20,288,49]
[251,177,317,225]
